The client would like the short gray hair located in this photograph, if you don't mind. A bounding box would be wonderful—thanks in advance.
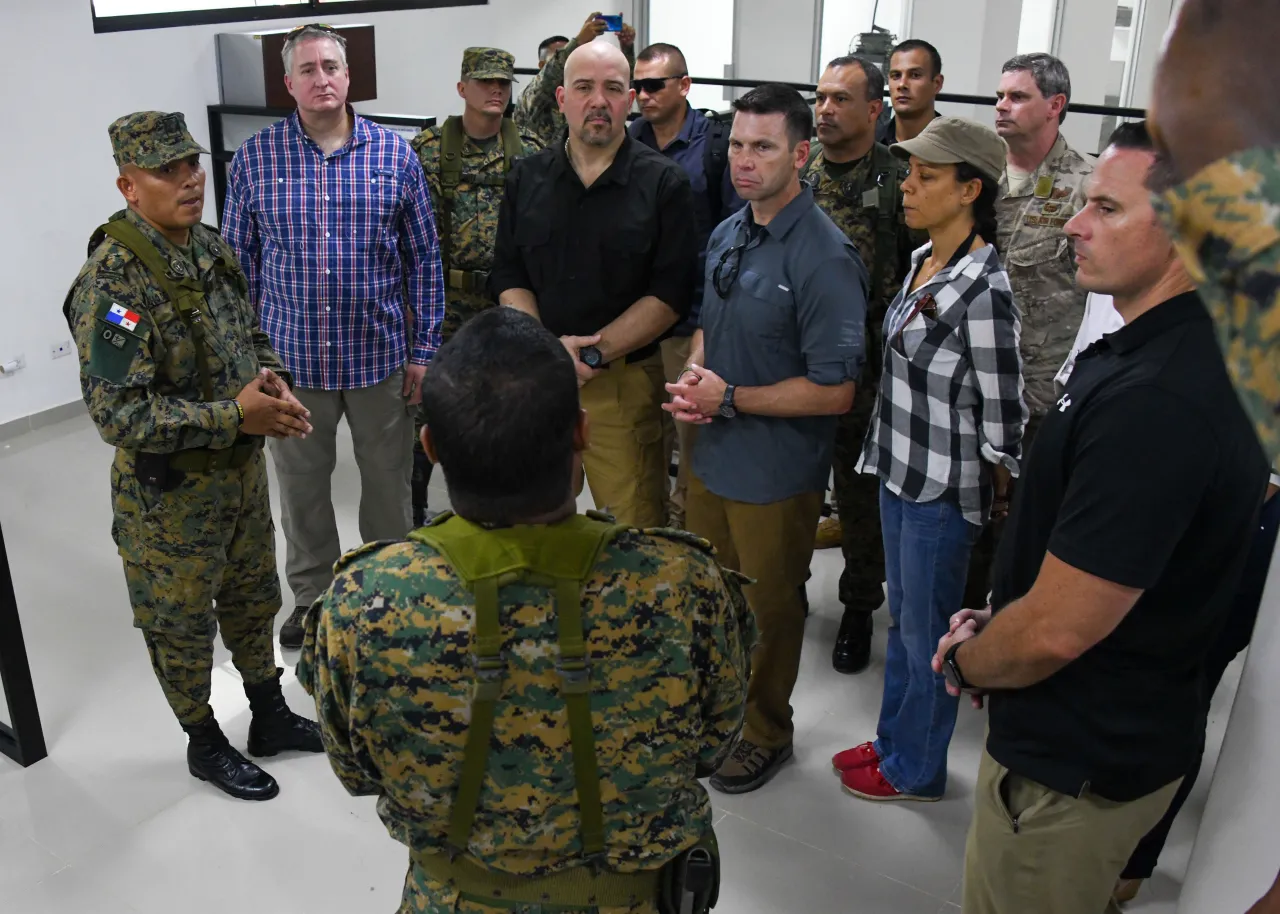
[282,26,348,75]
[1002,53,1071,123]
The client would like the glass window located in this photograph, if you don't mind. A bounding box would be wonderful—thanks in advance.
[819,0,903,75]
[1017,0,1059,54]
[93,0,464,30]
[1098,0,1143,151]
[94,0,302,13]
[647,0,735,114]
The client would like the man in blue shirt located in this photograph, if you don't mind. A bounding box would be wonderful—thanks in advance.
[666,84,867,794]
[630,42,743,528]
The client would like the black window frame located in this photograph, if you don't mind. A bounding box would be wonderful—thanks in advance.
[92,0,486,34]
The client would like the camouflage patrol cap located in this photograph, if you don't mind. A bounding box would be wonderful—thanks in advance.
[891,116,1008,184]
[109,111,209,169]
[461,47,518,82]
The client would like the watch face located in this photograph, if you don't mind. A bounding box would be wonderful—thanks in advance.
[579,346,602,368]
[943,661,963,692]
[719,403,737,419]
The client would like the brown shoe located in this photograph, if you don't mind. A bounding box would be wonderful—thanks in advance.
[709,739,793,794]
[815,516,842,549]
[1112,879,1143,906]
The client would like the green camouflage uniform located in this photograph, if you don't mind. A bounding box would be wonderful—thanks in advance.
[967,133,1093,606]
[801,143,915,614]
[515,38,635,148]
[65,112,287,726]
[298,520,752,914]
[408,49,543,522]
[1155,147,1280,466]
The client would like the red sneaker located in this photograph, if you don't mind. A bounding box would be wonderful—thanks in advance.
[840,762,941,802]
[831,741,879,773]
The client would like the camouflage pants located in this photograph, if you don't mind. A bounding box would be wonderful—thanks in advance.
[400,865,661,914]
[111,447,282,727]
[413,291,496,523]
[832,381,885,614]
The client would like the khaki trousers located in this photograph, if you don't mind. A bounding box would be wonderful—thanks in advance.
[660,335,697,526]
[579,354,669,529]
[685,473,823,749]
[270,368,414,608]
[963,748,1183,914]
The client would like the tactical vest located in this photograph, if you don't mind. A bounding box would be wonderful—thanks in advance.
[63,217,247,403]
[438,116,525,293]
[406,512,720,912]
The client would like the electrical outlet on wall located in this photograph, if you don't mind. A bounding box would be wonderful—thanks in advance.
[51,340,73,360]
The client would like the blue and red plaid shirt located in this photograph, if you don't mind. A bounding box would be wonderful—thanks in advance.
[222,111,443,391]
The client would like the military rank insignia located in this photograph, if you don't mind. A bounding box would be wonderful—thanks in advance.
[1034,175,1055,198]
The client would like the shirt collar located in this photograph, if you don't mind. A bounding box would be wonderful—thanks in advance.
[1153,147,1280,287]
[1101,291,1209,355]
[556,132,638,186]
[122,207,199,277]
[288,106,367,154]
[747,185,815,241]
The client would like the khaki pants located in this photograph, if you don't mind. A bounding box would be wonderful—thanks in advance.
[685,473,823,749]
[660,335,697,526]
[963,748,1183,914]
[579,354,669,529]
[270,368,414,608]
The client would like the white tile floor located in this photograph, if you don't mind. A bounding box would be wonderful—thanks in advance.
[0,414,1242,913]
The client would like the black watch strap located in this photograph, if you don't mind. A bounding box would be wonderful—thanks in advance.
[945,642,970,691]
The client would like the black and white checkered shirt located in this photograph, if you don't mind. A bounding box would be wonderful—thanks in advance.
[858,243,1028,525]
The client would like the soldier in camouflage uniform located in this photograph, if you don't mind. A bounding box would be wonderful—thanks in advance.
[64,112,324,801]
[515,11,636,147]
[300,307,751,914]
[801,57,916,674]
[1149,0,1280,467]
[962,54,1092,608]
[408,48,543,526]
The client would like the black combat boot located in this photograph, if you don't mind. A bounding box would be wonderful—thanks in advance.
[832,608,873,674]
[245,672,324,757]
[279,606,307,651]
[183,715,279,801]
[412,450,431,528]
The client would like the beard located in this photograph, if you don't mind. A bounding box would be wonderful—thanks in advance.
[577,108,615,147]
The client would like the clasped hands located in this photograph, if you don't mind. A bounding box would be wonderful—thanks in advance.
[664,364,728,424]
[931,607,993,709]
[235,368,313,440]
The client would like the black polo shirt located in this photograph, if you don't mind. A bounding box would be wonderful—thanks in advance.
[986,292,1268,802]
[489,134,698,361]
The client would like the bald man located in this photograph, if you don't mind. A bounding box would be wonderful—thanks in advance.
[1149,0,1280,465]
[492,41,698,528]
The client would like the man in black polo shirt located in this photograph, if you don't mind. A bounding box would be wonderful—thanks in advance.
[666,84,867,794]
[930,122,1269,914]
[491,40,697,529]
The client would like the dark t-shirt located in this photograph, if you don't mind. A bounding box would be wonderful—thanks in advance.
[987,292,1268,802]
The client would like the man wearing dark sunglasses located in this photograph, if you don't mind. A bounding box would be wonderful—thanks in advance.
[665,84,868,795]
[629,42,745,529]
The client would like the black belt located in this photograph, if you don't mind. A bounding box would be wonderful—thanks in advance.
[447,269,490,294]
[157,438,261,473]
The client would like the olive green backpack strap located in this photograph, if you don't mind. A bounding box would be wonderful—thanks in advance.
[499,117,524,173]
[407,512,627,860]
[439,116,466,276]
[98,218,216,402]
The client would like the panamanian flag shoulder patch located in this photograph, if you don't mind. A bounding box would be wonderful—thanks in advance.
[104,303,141,332]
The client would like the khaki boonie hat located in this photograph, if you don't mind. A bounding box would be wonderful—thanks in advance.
[109,111,209,169]
[891,116,1008,184]
[462,47,518,82]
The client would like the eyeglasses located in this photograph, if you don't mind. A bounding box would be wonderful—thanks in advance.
[713,239,747,299]
[631,74,686,95]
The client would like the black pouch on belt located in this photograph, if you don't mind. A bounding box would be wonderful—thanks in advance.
[658,832,720,914]
[134,451,183,491]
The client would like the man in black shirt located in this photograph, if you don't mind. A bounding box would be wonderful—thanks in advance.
[930,123,1269,914]
[491,39,698,528]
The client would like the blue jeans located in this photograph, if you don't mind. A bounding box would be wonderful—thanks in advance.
[874,484,979,798]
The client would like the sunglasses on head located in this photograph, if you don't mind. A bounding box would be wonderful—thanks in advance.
[285,22,339,38]
[631,74,686,94]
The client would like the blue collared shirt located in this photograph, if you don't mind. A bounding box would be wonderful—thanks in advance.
[631,106,744,333]
[222,111,444,391]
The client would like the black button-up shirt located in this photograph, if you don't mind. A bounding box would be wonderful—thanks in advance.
[490,134,698,361]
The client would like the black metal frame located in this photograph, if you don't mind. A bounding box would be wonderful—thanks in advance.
[0,519,47,768]
[92,0,486,34]
[207,105,436,222]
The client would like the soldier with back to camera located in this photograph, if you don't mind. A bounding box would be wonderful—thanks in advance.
[64,111,324,802]
[408,47,543,526]
[300,306,752,914]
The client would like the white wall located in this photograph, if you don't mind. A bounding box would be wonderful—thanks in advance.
[0,0,629,428]
[732,0,821,91]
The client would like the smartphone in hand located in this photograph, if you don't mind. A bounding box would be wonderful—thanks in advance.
[600,13,623,31]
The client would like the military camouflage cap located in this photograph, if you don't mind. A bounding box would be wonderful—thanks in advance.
[109,111,209,169]
[891,116,1008,184]
[461,47,518,82]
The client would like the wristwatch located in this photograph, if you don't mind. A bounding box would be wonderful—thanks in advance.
[942,642,971,692]
[719,384,737,419]
[579,345,604,369]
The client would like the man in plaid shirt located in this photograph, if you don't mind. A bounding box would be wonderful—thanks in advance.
[222,24,444,650]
